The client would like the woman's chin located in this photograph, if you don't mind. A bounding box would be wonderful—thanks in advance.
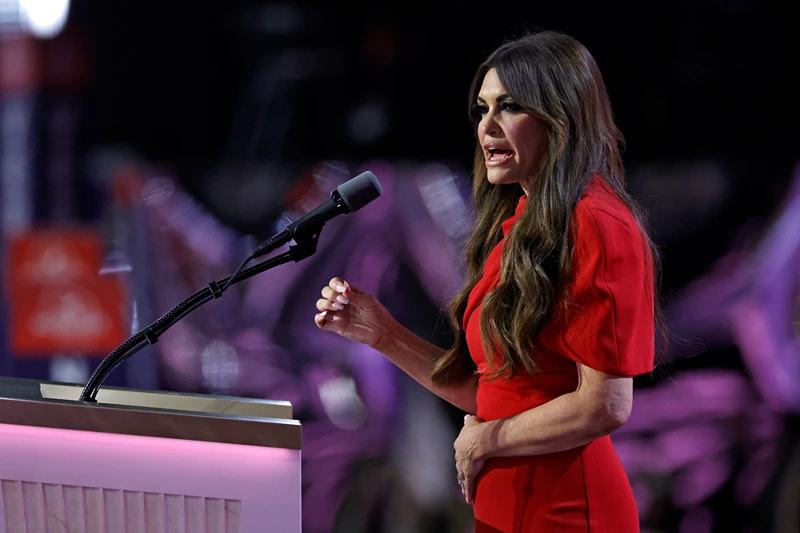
[486,169,520,186]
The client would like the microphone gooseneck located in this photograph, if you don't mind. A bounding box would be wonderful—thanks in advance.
[79,170,382,402]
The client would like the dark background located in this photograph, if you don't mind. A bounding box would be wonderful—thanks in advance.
[76,0,798,291]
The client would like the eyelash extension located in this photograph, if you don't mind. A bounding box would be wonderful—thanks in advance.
[501,102,523,112]
[470,104,488,119]
[470,102,523,121]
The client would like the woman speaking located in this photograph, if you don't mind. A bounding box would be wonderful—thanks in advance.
[314,30,661,533]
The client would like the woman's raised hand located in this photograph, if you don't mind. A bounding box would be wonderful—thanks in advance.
[314,278,393,349]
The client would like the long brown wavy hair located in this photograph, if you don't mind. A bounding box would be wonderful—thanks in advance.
[431,31,664,386]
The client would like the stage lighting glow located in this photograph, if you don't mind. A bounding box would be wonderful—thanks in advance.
[20,0,69,38]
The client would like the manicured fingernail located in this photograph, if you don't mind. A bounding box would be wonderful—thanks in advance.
[336,295,349,305]
[464,415,469,420]
[332,302,344,310]
[335,284,346,293]
[320,311,327,319]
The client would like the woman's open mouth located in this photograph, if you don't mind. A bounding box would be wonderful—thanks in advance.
[486,148,515,166]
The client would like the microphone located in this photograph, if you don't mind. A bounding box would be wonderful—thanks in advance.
[81,173,383,402]
[252,171,383,258]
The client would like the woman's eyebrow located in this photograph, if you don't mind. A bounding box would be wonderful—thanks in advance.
[476,94,511,104]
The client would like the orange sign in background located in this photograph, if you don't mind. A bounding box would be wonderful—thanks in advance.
[6,229,127,357]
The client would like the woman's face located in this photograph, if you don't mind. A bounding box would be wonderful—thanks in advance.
[474,68,548,195]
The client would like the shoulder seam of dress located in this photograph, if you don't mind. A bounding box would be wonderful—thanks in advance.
[580,203,633,230]
[584,206,622,369]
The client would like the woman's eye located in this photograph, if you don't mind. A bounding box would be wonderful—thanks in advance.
[471,104,489,118]
[501,102,523,113]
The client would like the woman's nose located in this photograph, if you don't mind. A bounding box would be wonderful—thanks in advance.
[479,112,501,138]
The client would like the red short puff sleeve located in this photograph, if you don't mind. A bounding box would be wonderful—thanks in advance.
[544,203,655,376]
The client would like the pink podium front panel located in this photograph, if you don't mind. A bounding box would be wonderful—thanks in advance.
[0,422,301,533]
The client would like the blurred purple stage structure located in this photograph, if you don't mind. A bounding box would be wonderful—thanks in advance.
[133,160,472,532]
[615,163,800,532]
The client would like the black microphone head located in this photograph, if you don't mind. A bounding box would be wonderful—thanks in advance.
[336,171,383,213]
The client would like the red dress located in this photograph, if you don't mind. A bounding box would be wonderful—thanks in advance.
[465,178,655,533]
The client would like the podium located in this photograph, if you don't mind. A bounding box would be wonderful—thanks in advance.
[0,377,301,533]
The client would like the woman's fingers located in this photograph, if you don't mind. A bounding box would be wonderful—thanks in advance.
[328,277,347,295]
[317,298,336,312]
[343,280,357,297]
[316,277,357,332]
[464,414,483,426]
[321,286,350,306]
[314,311,328,328]
[328,277,357,299]
[456,464,473,504]
[456,465,477,505]
[464,472,476,504]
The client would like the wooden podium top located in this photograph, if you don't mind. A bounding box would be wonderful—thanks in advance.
[0,377,301,450]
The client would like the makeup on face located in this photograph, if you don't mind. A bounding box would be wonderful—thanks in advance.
[474,69,548,194]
